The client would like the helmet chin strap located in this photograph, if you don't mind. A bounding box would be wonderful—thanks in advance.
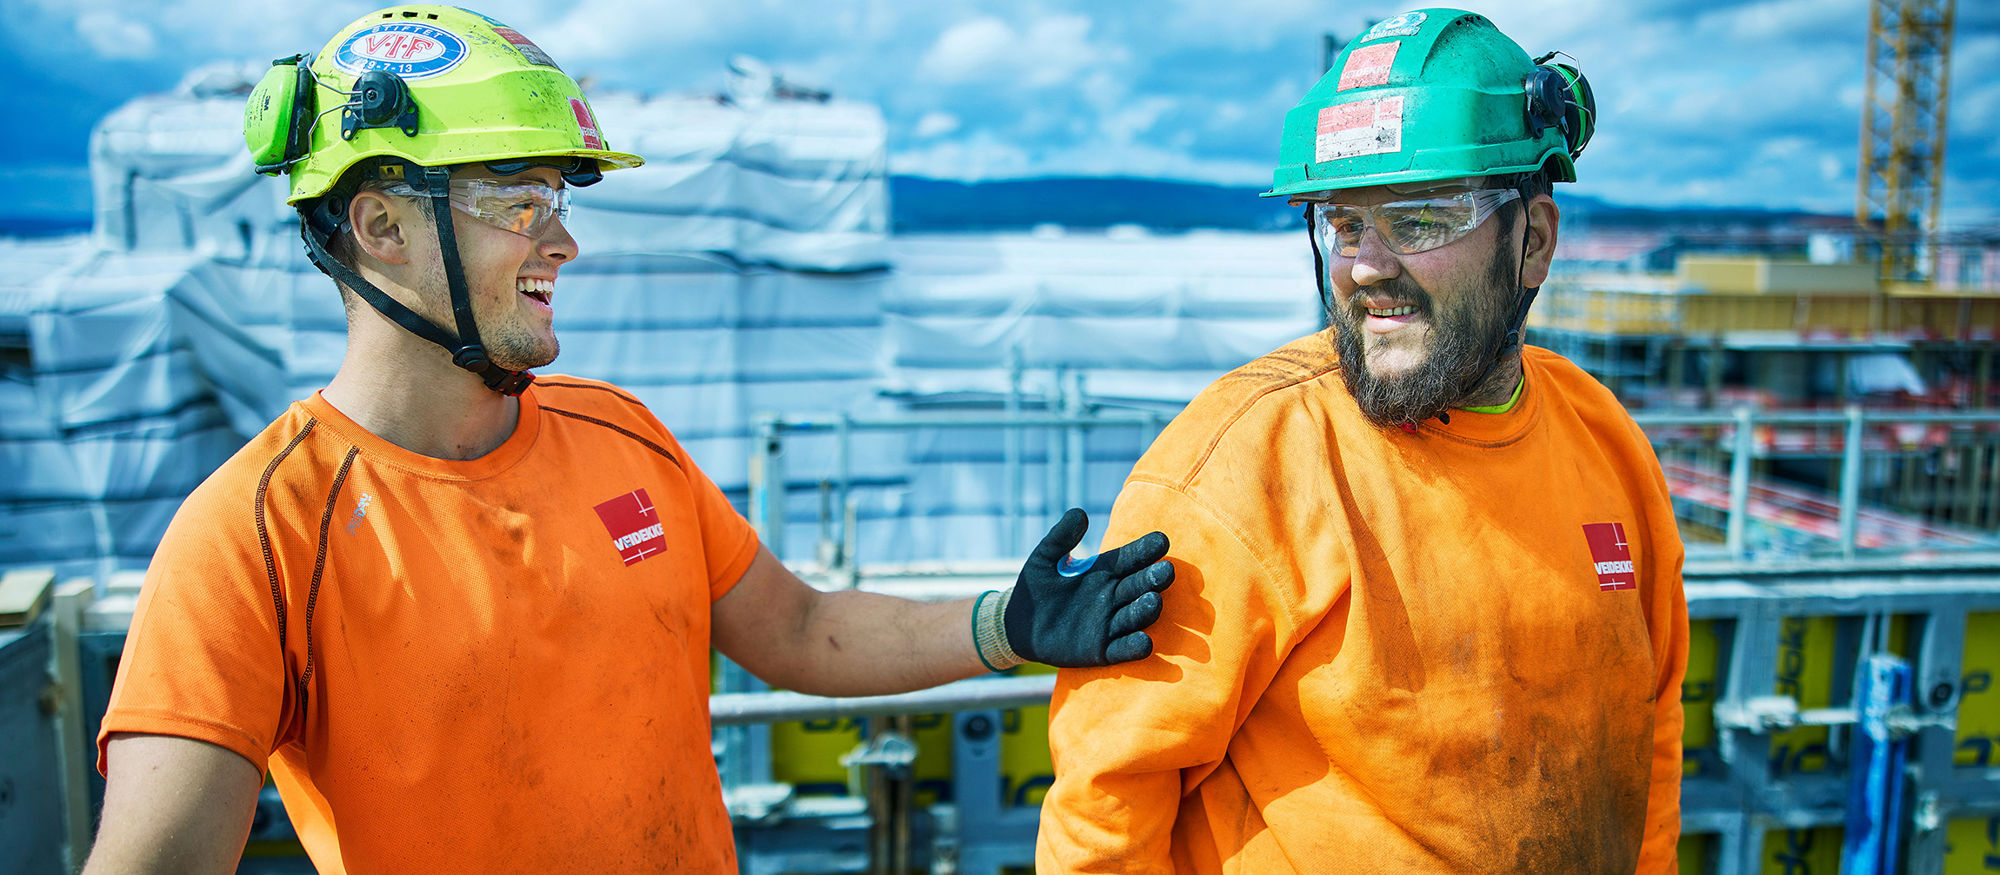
[300,163,534,396]
[1446,187,1540,416]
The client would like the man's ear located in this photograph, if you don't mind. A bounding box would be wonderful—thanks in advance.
[1520,194,1560,288]
[349,190,415,266]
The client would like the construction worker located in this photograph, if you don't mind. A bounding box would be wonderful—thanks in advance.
[84,7,1171,872]
[1038,9,1687,873]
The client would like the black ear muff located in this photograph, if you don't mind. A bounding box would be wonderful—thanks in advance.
[341,70,420,140]
[1527,53,1595,159]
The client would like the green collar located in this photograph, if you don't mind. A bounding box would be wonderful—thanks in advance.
[1459,377,1525,415]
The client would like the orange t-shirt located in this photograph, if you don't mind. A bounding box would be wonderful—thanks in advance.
[1039,336,1688,874]
[98,376,759,873]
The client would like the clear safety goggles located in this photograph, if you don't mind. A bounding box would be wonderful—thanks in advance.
[385,178,572,238]
[1309,187,1520,258]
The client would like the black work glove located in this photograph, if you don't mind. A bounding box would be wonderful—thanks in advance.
[1003,508,1173,667]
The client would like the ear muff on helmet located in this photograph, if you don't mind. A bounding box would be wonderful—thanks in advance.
[247,57,427,174]
[1525,54,1594,160]
[246,54,319,174]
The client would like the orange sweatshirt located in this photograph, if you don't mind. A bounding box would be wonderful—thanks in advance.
[100,378,759,872]
[1039,335,1687,873]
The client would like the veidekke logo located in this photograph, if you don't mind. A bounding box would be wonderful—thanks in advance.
[1582,522,1637,591]
[595,489,666,566]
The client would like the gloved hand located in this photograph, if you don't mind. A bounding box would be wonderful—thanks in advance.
[1003,508,1173,666]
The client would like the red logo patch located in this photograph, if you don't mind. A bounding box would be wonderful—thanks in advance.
[569,97,603,150]
[1582,523,1637,591]
[595,489,665,566]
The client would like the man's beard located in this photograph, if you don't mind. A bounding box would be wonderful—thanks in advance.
[1329,243,1519,428]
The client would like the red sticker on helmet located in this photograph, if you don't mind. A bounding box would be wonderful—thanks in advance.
[569,97,603,150]
[491,25,560,70]
[1337,41,1399,91]
[1315,97,1403,162]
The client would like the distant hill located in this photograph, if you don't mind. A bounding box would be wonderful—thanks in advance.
[890,176,1301,233]
[1557,193,1852,233]
[0,214,90,238]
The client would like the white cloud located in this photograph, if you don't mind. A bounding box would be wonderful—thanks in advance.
[1098,95,1173,144]
[920,17,1015,83]
[891,132,1034,180]
[913,111,961,138]
[74,11,157,59]
[917,13,1112,90]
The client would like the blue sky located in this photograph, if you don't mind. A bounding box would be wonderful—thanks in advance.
[3,0,1997,227]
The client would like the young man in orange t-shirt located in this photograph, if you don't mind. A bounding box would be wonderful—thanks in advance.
[1039,10,1688,874]
[83,7,1172,873]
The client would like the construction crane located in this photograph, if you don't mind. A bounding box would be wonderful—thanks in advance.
[1855,0,1957,282]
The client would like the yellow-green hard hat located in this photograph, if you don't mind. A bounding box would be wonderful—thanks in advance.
[1264,9,1583,198]
[244,5,643,204]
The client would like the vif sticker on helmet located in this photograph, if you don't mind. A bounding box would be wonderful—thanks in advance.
[1360,11,1426,41]
[490,26,561,70]
[1316,97,1404,163]
[1337,41,1399,91]
[334,23,469,80]
[569,98,603,150]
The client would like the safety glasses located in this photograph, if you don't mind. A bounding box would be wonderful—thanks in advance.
[1310,188,1520,258]
[385,178,572,238]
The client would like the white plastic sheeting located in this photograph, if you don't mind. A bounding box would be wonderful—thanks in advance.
[796,231,1322,564]
[3,64,1325,578]
[3,63,897,580]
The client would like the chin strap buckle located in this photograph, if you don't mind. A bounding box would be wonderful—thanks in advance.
[452,345,534,396]
[487,370,535,396]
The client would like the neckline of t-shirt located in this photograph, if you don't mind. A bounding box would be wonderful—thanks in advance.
[1419,354,1544,446]
[299,389,543,480]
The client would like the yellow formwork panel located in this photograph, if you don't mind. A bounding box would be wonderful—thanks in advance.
[1762,827,1842,874]
[1684,620,1722,776]
[1888,296,2000,340]
[1681,259,1766,295]
[1796,297,1879,337]
[1001,663,1059,807]
[1683,296,1801,334]
[764,663,1062,808]
[770,711,958,804]
[1678,257,1878,296]
[1945,816,2000,873]
[1954,612,2000,768]
[1771,616,1839,777]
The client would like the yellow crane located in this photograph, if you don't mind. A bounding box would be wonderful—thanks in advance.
[1856,0,1957,282]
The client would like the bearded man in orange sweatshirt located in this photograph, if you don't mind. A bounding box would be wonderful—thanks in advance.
[1038,9,1688,873]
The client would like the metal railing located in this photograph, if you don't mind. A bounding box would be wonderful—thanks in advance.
[747,403,2000,566]
[1631,407,2000,559]
[748,404,1169,562]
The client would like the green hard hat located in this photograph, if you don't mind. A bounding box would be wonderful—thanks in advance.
[243,4,644,204]
[1264,8,1583,198]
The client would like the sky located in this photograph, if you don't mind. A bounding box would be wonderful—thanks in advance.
[2,0,1997,228]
